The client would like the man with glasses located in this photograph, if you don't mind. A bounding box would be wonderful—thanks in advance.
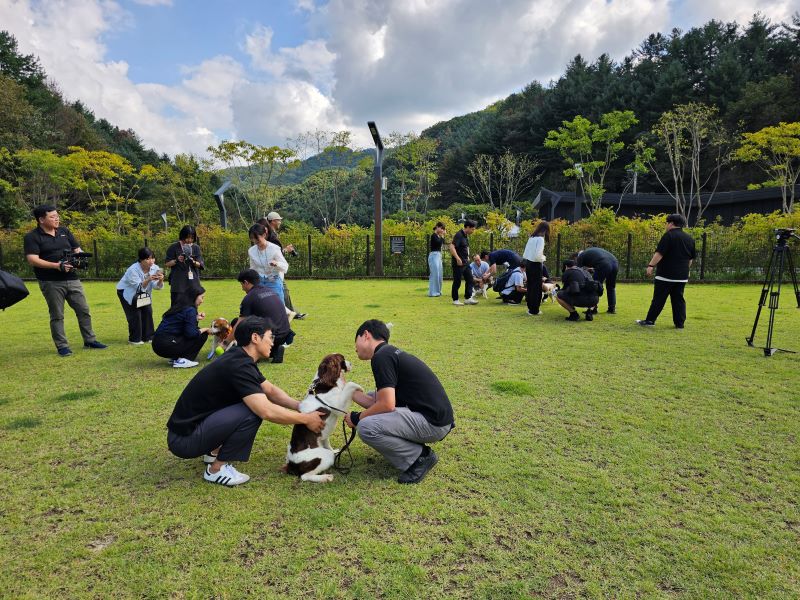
[166,317,324,487]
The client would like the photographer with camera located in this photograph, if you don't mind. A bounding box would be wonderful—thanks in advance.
[116,248,165,345]
[164,225,205,307]
[260,212,307,319]
[23,205,107,356]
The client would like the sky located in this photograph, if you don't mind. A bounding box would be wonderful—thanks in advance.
[1,0,797,158]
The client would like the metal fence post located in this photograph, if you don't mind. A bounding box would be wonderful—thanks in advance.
[626,232,632,279]
[366,235,371,276]
[0,241,3,270]
[93,239,100,278]
[490,232,494,252]
[307,234,312,276]
[700,231,707,280]
[556,233,562,269]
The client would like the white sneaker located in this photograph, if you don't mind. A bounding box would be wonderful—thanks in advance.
[453,300,464,306]
[203,463,250,486]
[173,358,199,368]
[464,297,479,305]
[128,340,145,346]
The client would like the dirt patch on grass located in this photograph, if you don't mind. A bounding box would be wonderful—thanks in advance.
[87,534,116,552]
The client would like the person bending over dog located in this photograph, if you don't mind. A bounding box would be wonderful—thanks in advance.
[344,320,455,484]
[166,316,325,487]
[556,260,600,322]
[237,269,294,363]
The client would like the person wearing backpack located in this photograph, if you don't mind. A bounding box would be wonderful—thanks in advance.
[556,260,600,321]
[499,263,527,304]
[573,247,619,314]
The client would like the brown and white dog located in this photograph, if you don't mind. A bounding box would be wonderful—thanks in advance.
[206,317,233,359]
[286,353,363,483]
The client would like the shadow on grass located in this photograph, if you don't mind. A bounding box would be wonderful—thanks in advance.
[55,389,101,402]
[3,417,42,430]
[490,380,535,396]
[364,304,381,308]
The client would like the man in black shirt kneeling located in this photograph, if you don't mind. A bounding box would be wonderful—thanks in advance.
[345,320,455,484]
[166,317,324,486]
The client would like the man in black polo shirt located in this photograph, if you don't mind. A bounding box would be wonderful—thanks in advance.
[574,246,619,314]
[449,219,478,306]
[637,213,697,329]
[345,319,455,484]
[166,317,324,486]
[236,269,294,363]
[23,205,107,356]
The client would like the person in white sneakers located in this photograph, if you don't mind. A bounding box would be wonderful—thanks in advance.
[449,220,479,306]
[166,317,325,486]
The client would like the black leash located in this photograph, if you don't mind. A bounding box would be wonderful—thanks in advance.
[312,392,357,474]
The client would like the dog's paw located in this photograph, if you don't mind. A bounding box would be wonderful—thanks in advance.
[320,474,334,483]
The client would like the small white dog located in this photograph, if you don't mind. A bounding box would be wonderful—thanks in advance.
[285,353,363,483]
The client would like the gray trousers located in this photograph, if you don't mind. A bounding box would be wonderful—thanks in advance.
[357,407,453,471]
[38,280,96,350]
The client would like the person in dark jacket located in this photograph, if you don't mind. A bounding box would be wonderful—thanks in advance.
[237,269,295,363]
[573,247,619,313]
[164,225,205,306]
[152,286,209,368]
[556,260,599,321]
[637,214,697,329]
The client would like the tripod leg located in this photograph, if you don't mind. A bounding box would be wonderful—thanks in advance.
[763,248,785,356]
[747,246,777,346]
[785,247,800,308]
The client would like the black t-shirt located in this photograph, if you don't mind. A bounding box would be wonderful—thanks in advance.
[577,247,618,270]
[371,342,454,427]
[655,228,696,280]
[429,233,444,252]
[165,242,204,294]
[166,347,266,435]
[488,249,521,268]
[267,227,282,248]
[23,226,81,281]
[562,267,589,293]
[451,229,469,263]
[239,287,290,337]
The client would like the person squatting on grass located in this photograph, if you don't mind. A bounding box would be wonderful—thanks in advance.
[449,219,478,305]
[116,247,165,345]
[23,205,108,357]
[151,285,209,368]
[166,316,325,487]
[637,213,696,329]
[345,320,455,484]
[556,260,600,322]
[573,246,619,314]
[500,262,527,304]
[470,251,492,298]
[237,269,295,364]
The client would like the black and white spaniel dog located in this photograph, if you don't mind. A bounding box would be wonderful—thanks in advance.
[285,353,363,483]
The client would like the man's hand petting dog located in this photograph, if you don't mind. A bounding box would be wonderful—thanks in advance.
[303,410,326,433]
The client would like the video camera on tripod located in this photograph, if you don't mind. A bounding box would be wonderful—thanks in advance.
[60,249,93,272]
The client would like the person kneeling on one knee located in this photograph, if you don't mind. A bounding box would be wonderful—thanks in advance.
[556,260,599,322]
[344,319,455,484]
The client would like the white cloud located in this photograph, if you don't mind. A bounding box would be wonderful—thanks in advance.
[675,0,796,31]
[132,0,173,6]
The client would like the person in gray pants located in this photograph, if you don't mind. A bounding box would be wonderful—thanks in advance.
[345,319,455,484]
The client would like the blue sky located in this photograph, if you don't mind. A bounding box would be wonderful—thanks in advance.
[1,0,796,157]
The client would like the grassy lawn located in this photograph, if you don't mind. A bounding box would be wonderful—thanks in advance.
[1,279,798,598]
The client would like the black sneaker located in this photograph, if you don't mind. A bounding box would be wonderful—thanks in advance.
[57,347,73,357]
[397,447,438,484]
[84,341,108,349]
[607,308,616,314]
[294,313,307,320]
[565,312,581,322]
[584,311,594,321]
[636,320,655,327]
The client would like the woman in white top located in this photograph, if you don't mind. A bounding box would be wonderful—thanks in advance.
[116,247,165,344]
[522,220,550,316]
[248,222,288,304]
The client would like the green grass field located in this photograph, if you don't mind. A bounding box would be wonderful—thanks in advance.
[1,279,798,598]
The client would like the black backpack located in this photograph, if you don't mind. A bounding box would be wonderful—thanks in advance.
[0,269,30,310]
[492,268,516,293]
[580,268,604,297]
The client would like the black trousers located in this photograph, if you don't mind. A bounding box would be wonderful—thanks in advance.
[152,331,209,360]
[117,289,155,343]
[593,263,618,310]
[502,290,526,303]
[167,403,262,462]
[451,262,474,301]
[525,260,543,314]
[646,279,687,326]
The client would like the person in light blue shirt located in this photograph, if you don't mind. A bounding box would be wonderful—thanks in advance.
[116,247,164,345]
[500,264,527,304]
[470,252,492,298]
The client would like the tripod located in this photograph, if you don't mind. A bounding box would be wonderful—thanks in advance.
[746,229,800,356]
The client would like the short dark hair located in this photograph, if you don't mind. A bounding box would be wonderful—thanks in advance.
[562,259,576,269]
[237,269,261,285]
[234,316,274,347]
[33,205,57,220]
[463,219,477,229]
[179,225,196,242]
[666,214,687,227]
[248,223,268,240]
[355,319,390,342]
[138,247,155,261]
[434,221,445,231]
[480,250,489,260]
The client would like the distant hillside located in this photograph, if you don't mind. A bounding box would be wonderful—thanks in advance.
[276,147,373,184]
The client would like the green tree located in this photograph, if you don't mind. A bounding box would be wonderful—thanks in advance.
[459,150,540,213]
[734,122,800,212]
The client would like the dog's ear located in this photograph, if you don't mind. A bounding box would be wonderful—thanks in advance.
[316,355,340,391]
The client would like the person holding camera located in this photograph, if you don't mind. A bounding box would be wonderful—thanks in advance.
[23,205,107,356]
[637,214,696,329]
[556,260,600,321]
[260,212,306,319]
[164,225,204,307]
[116,248,165,345]
[152,286,209,368]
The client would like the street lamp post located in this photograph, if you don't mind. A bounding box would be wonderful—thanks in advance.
[368,121,384,276]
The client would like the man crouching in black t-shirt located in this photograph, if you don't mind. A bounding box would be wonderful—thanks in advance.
[344,319,455,484]
[166,317,325,486]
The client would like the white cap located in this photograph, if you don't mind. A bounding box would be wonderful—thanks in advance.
[266,211,282,221]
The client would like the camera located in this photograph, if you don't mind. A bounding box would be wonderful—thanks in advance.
[775,228,798,241]
[60,249,92,271]
[181,245,194,259]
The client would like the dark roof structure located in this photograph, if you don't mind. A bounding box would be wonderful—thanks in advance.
[533,186,799,224]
